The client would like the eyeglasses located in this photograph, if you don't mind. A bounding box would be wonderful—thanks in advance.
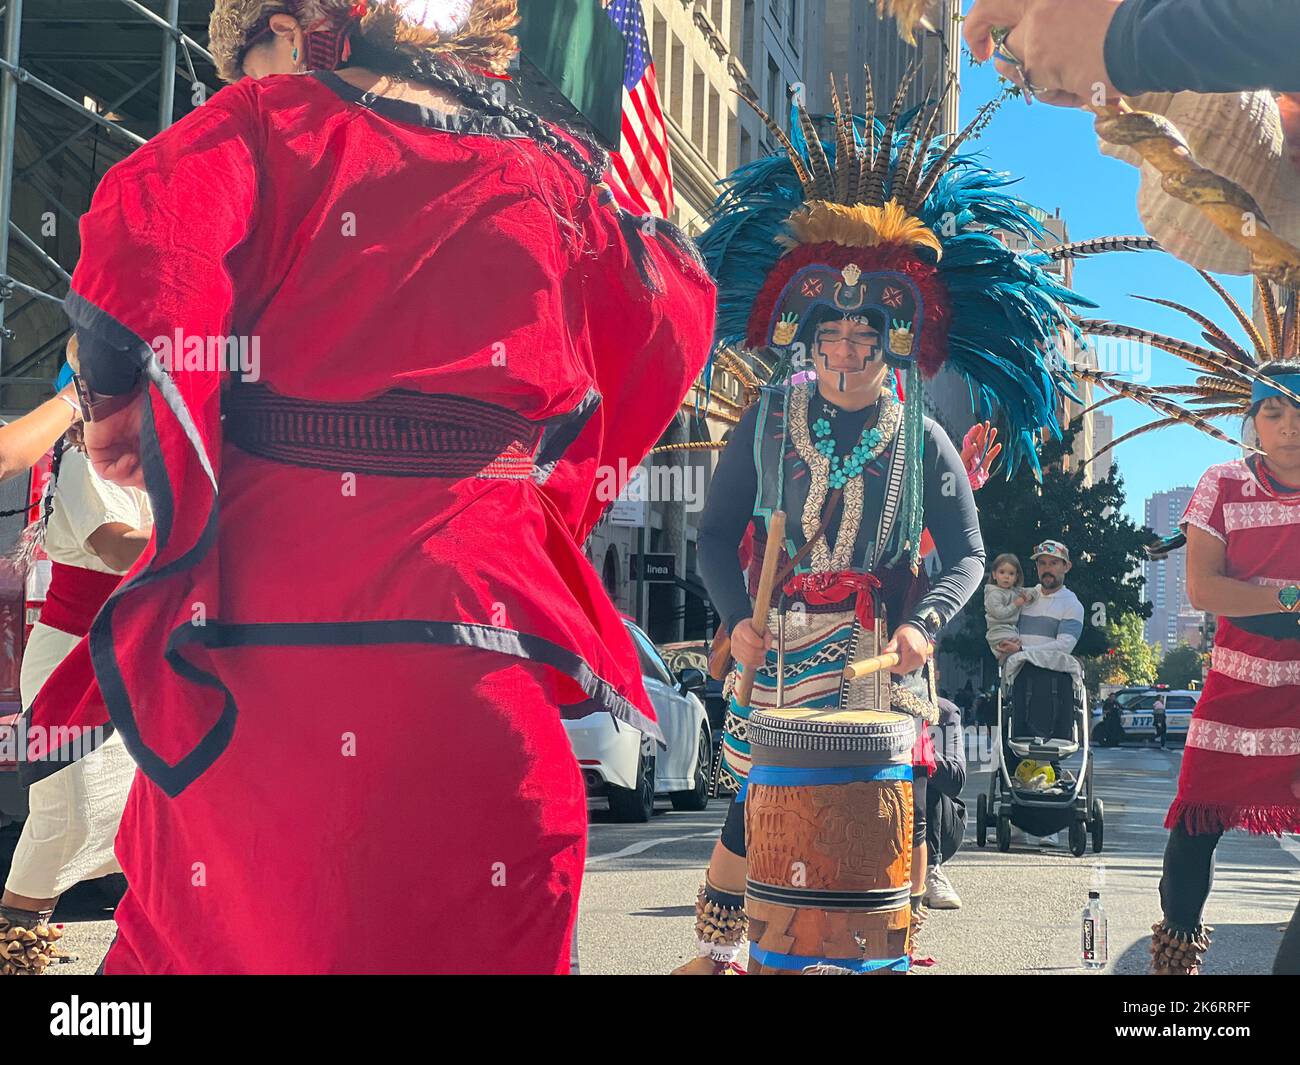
[815,333,880,353]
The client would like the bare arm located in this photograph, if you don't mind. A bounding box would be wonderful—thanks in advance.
[1185,524,1284,616]
[85,522,150,573]
[0,386,80,482]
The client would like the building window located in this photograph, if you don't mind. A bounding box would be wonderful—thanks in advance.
[652,13,667,77]
[670,35,684,125]
[709,87,722,170]
[742,0,754,71]
[740,126,753,164]
[768,55,782,129]
[787,0,799,47]
[693,67,706,151]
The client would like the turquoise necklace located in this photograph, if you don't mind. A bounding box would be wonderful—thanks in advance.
[811,395,890,490]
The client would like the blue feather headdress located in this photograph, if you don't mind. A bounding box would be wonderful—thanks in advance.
[693,67,1149,572]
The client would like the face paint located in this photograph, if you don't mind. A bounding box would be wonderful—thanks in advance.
[813,318,882,387]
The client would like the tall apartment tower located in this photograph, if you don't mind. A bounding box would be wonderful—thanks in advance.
[806,0,961,136]
[1144,486,1197,651]
[731,0,820,165]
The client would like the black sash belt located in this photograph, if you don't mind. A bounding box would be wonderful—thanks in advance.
[746,880,911,912]
[223,385,542,479]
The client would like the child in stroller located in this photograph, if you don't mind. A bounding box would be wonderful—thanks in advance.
[976,652,1105,857]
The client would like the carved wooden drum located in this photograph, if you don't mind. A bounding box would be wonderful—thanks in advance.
[744,707,916,974]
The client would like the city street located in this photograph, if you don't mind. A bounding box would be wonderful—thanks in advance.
[576,739,1300,975]
[5,737,1296,975]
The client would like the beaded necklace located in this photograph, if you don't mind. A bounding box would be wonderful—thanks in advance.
[810,392,895,490]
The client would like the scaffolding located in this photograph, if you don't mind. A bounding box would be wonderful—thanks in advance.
[0,0,219,409]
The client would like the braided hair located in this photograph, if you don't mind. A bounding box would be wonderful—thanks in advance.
[42,435,69,531]
[346,34,609,187]
[340,35,711,291]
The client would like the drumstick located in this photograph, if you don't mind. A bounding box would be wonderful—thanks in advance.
[734,510,786,708]
[844,652,901,680]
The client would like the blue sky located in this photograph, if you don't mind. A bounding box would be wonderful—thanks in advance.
[955,55,1251,527]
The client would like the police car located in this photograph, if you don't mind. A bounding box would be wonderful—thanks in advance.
[1119,688,1199,741]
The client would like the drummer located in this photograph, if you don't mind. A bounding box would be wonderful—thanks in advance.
[667,63,1102,974]
[681,313,985,972]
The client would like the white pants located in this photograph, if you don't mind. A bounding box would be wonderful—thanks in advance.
[4,624,135,900]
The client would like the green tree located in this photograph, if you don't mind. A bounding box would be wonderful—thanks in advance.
[943,428,1153,666]
[1097,612,1160,686]
[1157,643,1205,690]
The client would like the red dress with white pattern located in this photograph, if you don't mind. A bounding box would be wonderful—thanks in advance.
[1174,457,1300,835]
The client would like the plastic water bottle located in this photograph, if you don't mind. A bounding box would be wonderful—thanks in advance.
[1082,891,1107,969]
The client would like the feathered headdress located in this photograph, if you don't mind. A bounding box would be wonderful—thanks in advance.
[1069,273,1300,464]
[693,67,1138,572]
[209,0,517,83]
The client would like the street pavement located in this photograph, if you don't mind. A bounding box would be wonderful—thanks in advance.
[5,736,1297,975]
[577,736,1300,975]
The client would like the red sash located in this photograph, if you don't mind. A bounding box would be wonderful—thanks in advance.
[38,562,123,638]
[782,571,881,629]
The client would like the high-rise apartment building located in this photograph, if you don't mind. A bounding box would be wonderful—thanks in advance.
[1144,486,1198,651]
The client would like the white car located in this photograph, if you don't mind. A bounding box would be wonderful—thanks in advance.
[1120,690,1199,741]
[565,621,712,823]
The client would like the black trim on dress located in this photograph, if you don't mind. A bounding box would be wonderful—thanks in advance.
[47,294,663,797]
[310,69,529,139]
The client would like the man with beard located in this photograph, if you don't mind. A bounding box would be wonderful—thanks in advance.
[995,541,1085,658]
[996,540,1085,846]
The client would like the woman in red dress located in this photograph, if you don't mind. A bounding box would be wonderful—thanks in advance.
[28,0,713,973]
[1159,362,1300,974]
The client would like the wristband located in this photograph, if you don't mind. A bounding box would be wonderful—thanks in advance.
[73,374,141,422]
[901,608,942,646]
[1278,585,1300,614]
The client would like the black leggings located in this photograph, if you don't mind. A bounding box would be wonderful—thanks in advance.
[1160,823,1300,974]
[1159,822,1222,931]
[720,774,928,858]
[926,788,964,867]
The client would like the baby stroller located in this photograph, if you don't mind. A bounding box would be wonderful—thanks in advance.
[975,659,1104,857]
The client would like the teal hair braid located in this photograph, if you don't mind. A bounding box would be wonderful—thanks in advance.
[886,365,926,573]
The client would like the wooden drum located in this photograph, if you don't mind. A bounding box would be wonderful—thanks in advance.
[744,707,916,975]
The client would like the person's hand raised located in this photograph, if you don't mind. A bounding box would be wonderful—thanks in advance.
[964,0,1123,109]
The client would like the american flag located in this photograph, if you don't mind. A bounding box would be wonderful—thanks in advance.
[603,0,674,218]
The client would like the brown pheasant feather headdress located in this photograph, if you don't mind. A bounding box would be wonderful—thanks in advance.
[1070,275,1300,464]
[209,0,518,83]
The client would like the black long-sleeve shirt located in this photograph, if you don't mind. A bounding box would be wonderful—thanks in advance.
[697,397,986,639]
[1105,0,1300,94]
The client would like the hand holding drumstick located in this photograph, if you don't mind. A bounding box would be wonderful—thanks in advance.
[733,511,786,707]
[848,623,934,679]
